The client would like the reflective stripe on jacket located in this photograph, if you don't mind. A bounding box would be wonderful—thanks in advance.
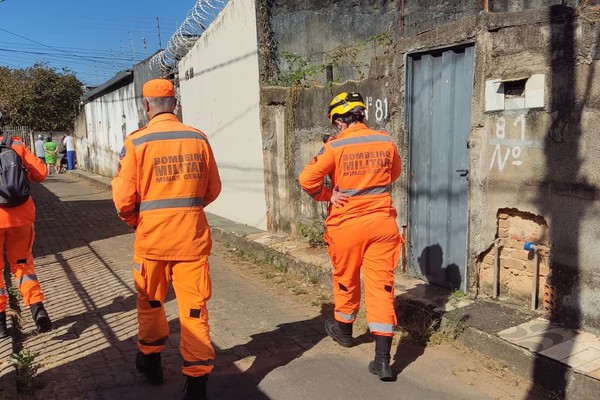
[0,137,47,228]
[111,113,222,260]
[298,123,401,227]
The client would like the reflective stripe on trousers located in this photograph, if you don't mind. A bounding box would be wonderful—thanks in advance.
[0,224,44,312]
[133,256,214,377]
[325,216,400,337]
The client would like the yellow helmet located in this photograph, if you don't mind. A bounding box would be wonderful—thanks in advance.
[327,92,366,124]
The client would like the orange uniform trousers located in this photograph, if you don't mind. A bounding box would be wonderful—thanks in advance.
[134,256,214,377]
[325,215,401,337]
[0,224,45,312]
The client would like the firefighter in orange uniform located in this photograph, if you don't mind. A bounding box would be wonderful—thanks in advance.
[0,134,52,338]
[111,79,221,399]
[298,92,403,381]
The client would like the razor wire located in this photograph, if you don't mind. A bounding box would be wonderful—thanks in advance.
[150,0,228,77]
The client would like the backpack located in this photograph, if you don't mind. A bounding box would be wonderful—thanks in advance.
[0,138,30,207]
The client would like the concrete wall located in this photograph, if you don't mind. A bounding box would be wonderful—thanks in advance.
[76,82,138,177]
[260,3,600,332]
[471,6,600,331]
[75,57,169,178]
[392,5,600,331]
[260,53,405,234]
[178,0,267,230]
[260,0,400,85]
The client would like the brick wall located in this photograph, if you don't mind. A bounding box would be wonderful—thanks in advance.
[478,209,550,308]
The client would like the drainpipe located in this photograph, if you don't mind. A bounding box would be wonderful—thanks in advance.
[493,239,500,299]
[524,242,540,310]
[401,225,408,273]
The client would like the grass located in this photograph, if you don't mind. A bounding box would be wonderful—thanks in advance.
[226,247,331,309]
[224,245,470,348]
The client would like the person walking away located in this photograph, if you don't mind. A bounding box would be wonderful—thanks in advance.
[112,78,222,400]
[298,92,404,381]
[43,137,58,174]
[0,132,52,339]
[34,134,45,164]
[62,133,75,170]
[57,136,67,173]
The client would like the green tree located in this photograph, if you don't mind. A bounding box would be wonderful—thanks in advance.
[0,63,83,131]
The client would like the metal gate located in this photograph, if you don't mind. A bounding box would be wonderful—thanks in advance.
[406,45,474,292]
[1,125,32,148]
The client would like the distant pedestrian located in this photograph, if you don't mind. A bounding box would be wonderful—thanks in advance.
[57,135,67,173]
[0,131,52,339]
[63,133,75,170]
[298,92,404,381]
[43,137,58,174]
[112,78,222,400]
[34,134,45,164]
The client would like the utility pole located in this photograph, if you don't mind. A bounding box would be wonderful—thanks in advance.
[156,16,162,49]
[128,31,135,61]
[141,30,147,56]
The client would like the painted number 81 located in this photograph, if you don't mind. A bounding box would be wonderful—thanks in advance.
[365,97,388,122]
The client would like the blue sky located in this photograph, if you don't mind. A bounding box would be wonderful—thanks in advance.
[0,0,199,86]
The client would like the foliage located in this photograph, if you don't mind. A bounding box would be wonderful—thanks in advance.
[297,219,326,248]
[0,63,83,131]
[273,32,394,87]
[11,350,40,393]
[7,285,21,300]
[275,51,327,87]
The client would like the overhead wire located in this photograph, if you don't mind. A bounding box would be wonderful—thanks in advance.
[0,1,225,85]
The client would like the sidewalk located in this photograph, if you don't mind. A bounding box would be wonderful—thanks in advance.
[5,168,599,399]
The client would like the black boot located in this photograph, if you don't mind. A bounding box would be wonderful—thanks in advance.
[183,374,208,400]
[368,335,393,381]
[324,318,353,348]
[30,302,52,333]
[136,351,163,385]
[0,312,9,339]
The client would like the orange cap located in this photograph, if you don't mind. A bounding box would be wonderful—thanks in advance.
[142,79,175,98]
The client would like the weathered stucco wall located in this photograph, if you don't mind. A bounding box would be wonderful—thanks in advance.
[260,52,406,235]
[76,82,138,177]
[178,0,267,230]
[470,6,600,331]
[75,55,163,178]
[259,0,399,85]
[394,5,600,331]
[261,3,600,332]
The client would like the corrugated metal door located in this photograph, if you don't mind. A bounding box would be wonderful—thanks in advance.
[406,45,474,291]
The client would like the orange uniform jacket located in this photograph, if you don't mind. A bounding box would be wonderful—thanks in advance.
[0,137,47,228]
[112,113,221,260]
[298,123,401,226]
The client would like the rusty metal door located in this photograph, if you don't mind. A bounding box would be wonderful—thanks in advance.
[406,45,474,291]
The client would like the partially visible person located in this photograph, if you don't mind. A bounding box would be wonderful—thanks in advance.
[34,134,45,164]
[0,131,52,339]
[43,137,58,174]
[298,92,404,381]
[112,78,222,400]
[57,135,67,173]
[63,133,75,170]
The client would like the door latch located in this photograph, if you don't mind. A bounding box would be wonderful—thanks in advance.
[456,169,469,177]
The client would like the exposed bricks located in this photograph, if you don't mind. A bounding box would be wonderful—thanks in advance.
[478,208,550,308]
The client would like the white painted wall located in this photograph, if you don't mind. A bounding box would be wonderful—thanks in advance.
[178,0,266,230]
[78,83,139,176]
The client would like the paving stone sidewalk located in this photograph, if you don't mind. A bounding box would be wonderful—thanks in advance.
[0,173,142,399]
